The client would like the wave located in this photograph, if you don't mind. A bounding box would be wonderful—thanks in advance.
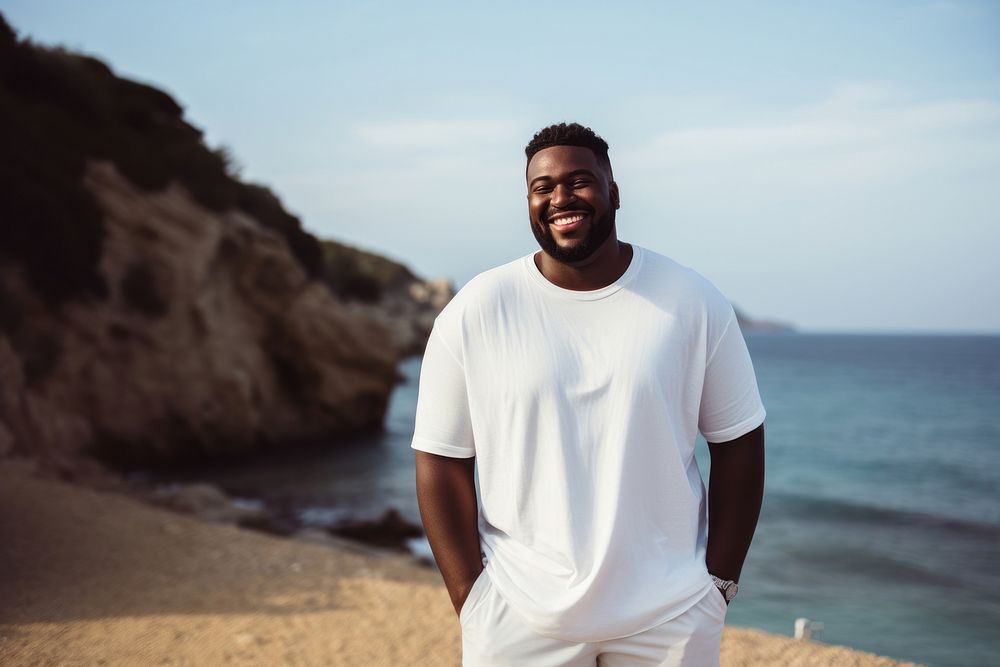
[765,491,1000,540]
[760,491,1000,594]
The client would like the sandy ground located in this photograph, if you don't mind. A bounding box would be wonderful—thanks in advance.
[0,462,918,666]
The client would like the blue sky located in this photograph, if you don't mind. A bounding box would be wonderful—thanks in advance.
[4,1,999,332]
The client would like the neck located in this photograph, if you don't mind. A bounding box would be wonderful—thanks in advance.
[534,236,633,291]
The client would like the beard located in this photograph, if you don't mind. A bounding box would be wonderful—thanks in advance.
[531,207,616,264]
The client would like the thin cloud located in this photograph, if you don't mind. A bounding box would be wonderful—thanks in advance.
[623,85,1000,189]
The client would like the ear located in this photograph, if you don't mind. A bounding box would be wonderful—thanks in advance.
[610,181,621,210]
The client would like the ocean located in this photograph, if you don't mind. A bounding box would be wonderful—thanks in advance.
[157,333,1000,667]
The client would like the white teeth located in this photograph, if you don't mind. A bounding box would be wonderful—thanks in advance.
[553,214,584,226]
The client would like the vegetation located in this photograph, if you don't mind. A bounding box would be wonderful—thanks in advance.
[0,10,428,334]
[321,239,418,304]
[0,13,323,309]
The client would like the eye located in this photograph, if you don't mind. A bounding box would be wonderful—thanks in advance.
[533,186,553,194]
[572,179,591,188]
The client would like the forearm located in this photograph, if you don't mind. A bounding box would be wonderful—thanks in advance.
[414,451,483,615]
[705,423,765,583]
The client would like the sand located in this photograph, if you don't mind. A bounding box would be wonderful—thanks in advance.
[0,462,918,666]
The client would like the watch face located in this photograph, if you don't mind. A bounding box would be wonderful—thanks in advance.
[725,583,739,600]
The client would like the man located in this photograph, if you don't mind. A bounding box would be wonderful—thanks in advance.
[412,122,765,666]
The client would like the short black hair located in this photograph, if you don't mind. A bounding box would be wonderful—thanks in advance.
[525,122,612,176]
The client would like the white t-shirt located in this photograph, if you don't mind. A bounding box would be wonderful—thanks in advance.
[411,244,766,642]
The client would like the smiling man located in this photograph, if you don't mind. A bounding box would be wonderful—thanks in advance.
[413,122,766,666]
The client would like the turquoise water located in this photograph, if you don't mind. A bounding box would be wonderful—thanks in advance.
[166,334,1000,666]
[716,334,1000,667]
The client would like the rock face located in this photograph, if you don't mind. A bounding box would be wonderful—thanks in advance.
[340,280,452,357]
[0,161,399,468]
[323,239,453,356]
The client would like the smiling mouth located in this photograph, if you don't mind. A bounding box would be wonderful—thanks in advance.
[547,211,588,232]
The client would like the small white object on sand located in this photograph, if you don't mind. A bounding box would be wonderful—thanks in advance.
[795,618,825,641]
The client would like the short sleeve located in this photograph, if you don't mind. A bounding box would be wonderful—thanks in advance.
[411,326,476,458]
[698,310,766,443]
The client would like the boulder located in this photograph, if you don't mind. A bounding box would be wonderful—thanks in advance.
[152,482,266,524]
[328,508,425,553]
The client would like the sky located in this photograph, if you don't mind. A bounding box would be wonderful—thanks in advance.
[3,1,999,332]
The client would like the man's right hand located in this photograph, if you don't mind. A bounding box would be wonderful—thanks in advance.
[454,568,485,617]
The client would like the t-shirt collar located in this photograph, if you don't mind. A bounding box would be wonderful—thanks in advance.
[522,244,643,301]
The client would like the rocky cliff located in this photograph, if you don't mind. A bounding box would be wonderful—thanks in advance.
[0,15,449,472]
[321,239,452,356]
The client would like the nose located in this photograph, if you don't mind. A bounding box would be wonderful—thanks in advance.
[551,183,576,208]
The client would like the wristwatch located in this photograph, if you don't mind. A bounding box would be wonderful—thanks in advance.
[710,574,739,602]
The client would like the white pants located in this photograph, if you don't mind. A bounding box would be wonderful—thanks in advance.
[460,572,727,667]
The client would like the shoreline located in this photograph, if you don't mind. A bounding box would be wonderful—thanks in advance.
[0,460,919,666]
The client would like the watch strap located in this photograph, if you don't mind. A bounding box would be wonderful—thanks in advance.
[710,574,739,601]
